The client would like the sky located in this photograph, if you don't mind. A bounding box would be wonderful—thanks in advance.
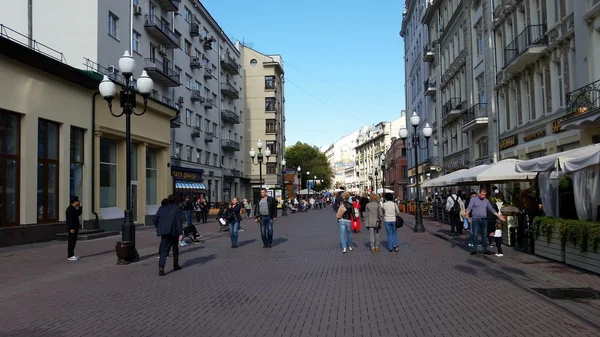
[202,0,406,149]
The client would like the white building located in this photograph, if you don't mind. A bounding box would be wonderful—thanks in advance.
[324,130,360,187]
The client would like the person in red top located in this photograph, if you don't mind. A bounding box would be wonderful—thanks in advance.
[351,197,361,232]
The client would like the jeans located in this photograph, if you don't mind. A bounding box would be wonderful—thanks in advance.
[338,219,352,249]
[259,217,273,245]
[368,227,380,249]
[184,210,192,225]
[472,218,489,252]
[384,221,398,251]
[229,221,240,246]
[466,218,474,245]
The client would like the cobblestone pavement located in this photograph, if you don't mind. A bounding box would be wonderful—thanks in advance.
[1,209,600,337]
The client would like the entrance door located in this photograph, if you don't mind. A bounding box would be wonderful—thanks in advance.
[131,183,138,222]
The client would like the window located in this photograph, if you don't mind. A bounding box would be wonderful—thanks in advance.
[100,138,117,208]
[266,163,277,174]
[523,81,531,123]
[401,165,408,179]
[534,0,541,24]
[212,122,217,135]
[265,76,276,89]
[205,151,210,165]
[213,153,218,166]
[265,97,276,111]
[132,31,141,54]
[195,114,201,128]
[538,72,545,116]
[194,81,201,91]
[186,109,193,126]
[69,127,85,203]
[184,7,192,22]
[265,119,277,133]
[185,39,192,55]
[185,73,192,89]
[553,0,560,23]
[146,147,158,205]
[556,60,564,108]
[477,137,489,159]
[175,143,183,158]
[37,119,60,222]
[0,111,20,226]
[108,12,118,38]
[476,30,483,55]
[477,75,485,103]
[133,0,139,5]
[266,140,277,155]
[185,146,193,161]
[196,149,202,163]
[204,119,210,133]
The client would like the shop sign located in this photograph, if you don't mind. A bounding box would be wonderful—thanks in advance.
[523,130,546,142]
[172,169,201,181]
[499,135,518,150]
[551,117,566,133]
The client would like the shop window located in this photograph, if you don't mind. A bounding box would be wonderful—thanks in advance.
[100,138,118,208]
[0,110,20,226]
[37,119,60,222]
[70,127,85,204]
[146,147,158,205]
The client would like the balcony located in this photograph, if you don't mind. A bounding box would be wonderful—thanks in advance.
[221,81,240,99]
[461,103,488,132]
[190,22,200,37]
[563,78,600,129]
[191,126,201,138]
[144,15,180,49]
[503,24,547,74]
[423,45,434,62]
[203,97,213,109]
[191,90,201,102]
[170,115,182,128]
[221,109,240,124]
[144,58,180,87]
[224,169,242,178]
[221,139,241,151]
[265,127,278,135]
[190,56,200,69]
[204,68,213,79]
[220,53,240,75]
[204,131,214,142]
[203,37,214,50]
[424,78,436,96]
[155,0,179,11]
[442,98,464,123]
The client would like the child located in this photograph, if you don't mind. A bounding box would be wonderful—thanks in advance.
[490,223,503,257]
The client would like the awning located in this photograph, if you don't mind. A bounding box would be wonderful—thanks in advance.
[516,144,600,173]
[448,159,536,184]
[175,181,207,190]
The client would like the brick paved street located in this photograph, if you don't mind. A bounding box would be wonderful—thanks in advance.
[1,210,600,337]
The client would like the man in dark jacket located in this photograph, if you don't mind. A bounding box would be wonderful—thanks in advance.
[66,196,83,261]
[254,188,278,248]
[154,194,183,276]
[334,192,343,211]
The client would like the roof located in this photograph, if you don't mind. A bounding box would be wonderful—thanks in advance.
[0,25,100,89]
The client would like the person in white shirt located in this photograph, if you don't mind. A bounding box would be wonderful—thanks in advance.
[309,196,315,210]
[445,189,464,236]
[490,223,503,256]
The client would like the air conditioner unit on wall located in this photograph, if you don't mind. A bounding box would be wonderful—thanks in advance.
[133,5,142,15]
[158,46,167,55]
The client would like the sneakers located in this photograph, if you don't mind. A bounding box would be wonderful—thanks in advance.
[495,253,504,257]
[468,243,473,247]
[348,246,353,251]
[67,256,80,261]
[179,241,188,247]
[342,248,347,253]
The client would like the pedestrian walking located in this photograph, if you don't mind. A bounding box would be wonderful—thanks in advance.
[153,194,183,276]
[351,197,362,232]
[335,192,355,253]
[243,198,252,218]
[228,197,243,248]
[364,193,383,253]
[445,189,464,236]
[491,223,504,257]
[66,196,82,261]
[254,188,278,248]
[486,200,500,248]
[465,191,477,247]
[182,195,194,226]
[382,193,401,252]
[465,189,505,255]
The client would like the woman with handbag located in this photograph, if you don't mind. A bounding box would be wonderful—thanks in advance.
[228,197,243,248]
[382,193,401,252]
[364,193,383,253]
[351,197,362,232]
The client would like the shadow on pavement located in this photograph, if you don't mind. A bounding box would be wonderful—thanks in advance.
[182,253,216,267]
[466,259,488,268]
[501,265,527,276]
[237,239,257,247]
[271,237,288,247]
[80,249,115,259]
[454,264,477,275]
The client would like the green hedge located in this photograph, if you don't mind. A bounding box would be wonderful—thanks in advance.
[533,216,600,254]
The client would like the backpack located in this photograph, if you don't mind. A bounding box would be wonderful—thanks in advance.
[450,196,461,214]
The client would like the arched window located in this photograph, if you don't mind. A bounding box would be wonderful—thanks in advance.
[477,137,489,159]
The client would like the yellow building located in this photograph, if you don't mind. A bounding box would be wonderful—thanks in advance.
[0,27,176,246]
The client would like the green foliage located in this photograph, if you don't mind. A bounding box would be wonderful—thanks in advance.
[285,142,334,190]
[558,175,572,189]
[533,216,600,253]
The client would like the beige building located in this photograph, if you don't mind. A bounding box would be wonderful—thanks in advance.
[242,46,286,200]
[0,28,176,246]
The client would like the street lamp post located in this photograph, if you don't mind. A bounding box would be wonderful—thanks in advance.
[99,51,154,265]
[249,139,271,198]
[297,166,302,193]
[374,169,379,195]
[306,171,310,195]
[281,158,287,216]
[380,153,387,195]
[398,111,433,233]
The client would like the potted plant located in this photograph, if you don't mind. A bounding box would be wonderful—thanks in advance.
[532,216,566,262]
[490,196,503,210]
[561,219,600,274]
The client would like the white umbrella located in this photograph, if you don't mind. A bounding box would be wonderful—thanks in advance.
[421,169,469,187]
[332,188,344,193]
[516,144,600,172]
[451,159,536,183]
[376,188,394,194]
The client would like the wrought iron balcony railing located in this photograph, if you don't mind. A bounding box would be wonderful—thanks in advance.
[442,98,462,117]
[503,24,547,67]
[462,103,488,125]
[565,78,600,120]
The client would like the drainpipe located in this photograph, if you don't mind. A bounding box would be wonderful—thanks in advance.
[27,0,32,47]
[491,0,501,163]
[91,92,100,228]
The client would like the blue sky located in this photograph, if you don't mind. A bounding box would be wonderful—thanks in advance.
[203,0,406,149]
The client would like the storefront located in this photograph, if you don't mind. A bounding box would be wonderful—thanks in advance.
[172,167,207,202]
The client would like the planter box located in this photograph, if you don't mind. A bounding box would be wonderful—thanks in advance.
[565,243,600,274]
[534,231,565,263]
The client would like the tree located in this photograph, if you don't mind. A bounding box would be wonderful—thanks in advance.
[285,142,334,191]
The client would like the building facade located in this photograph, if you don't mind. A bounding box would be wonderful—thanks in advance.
[383,138,409,200]
[355,117,405,193]
[324,130,359,188]
[242,46,286,201]
[0,29,175,245]
[1,0,248,205]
